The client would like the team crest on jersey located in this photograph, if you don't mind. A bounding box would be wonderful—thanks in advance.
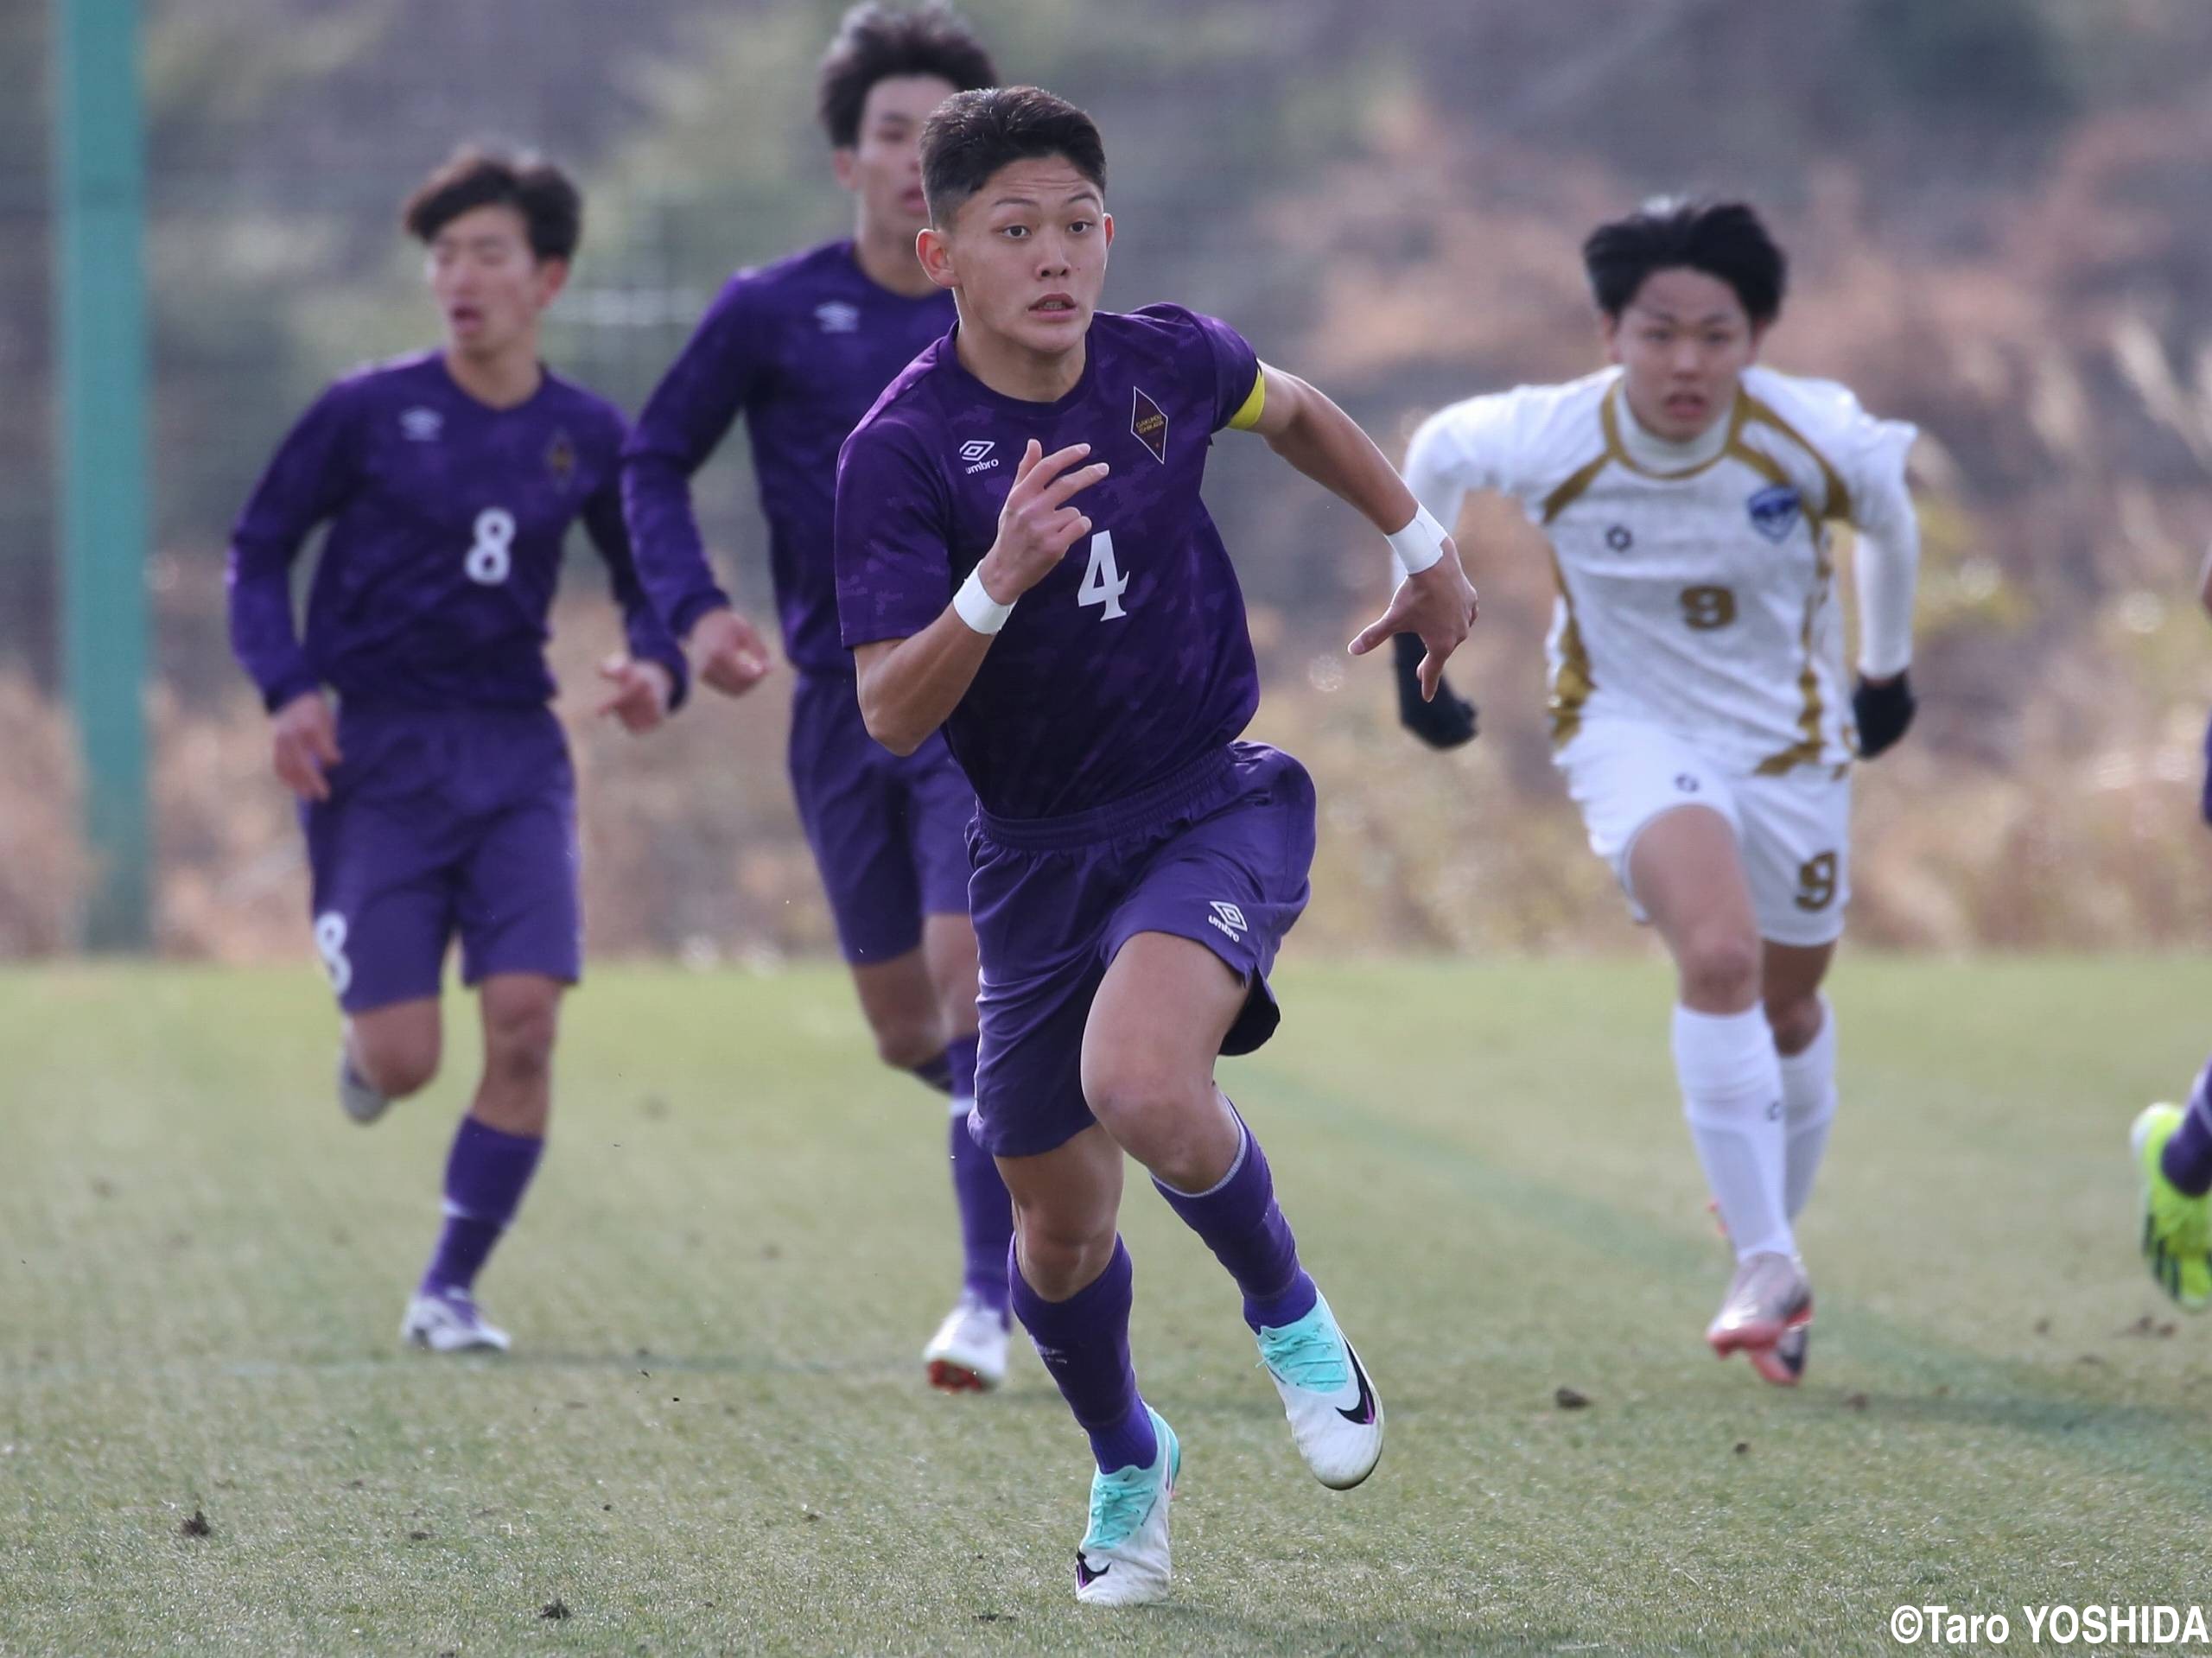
[399,407,442,442]
[1746,485,1802,543]
[545,429,577,492]
[1131,388,1168,464]
[815,302,860,334]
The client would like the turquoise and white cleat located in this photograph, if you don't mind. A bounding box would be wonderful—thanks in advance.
[1255,1291,1383,1490]
[1074,1409,1179,1607]
[2133,1104,2212,1311]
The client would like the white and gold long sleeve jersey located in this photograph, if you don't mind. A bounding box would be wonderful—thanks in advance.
[1405,365,1918,774]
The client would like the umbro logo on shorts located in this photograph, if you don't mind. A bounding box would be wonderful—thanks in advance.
[1207,900,1248,942]
[960,440,999,473]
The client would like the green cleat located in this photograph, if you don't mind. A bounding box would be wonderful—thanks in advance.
[2131,1104,2212,1312]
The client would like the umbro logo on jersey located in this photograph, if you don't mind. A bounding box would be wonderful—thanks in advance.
[814,301,860,334]
[1605,524,1632,551]
[1747,485,1802,543]
[400,407,442,442]
[960,440,1000,473]
[1206,900,1248,942]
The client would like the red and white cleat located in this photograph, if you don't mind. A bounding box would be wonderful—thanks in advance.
[1706,1251,1812,1385]
[923,1292,1008,1393]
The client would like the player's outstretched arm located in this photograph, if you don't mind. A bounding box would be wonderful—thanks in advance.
[1848,443,1923,760]
[854,440,1107,754]
[1237,365,1478,701]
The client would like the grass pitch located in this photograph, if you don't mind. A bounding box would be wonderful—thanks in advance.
[3,957,2208,1655]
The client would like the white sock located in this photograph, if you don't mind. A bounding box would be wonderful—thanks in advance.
[1673,1004,1792,1261]
[1779,996,1837,1222]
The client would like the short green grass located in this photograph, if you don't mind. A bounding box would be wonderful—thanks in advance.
[3,958,2209,1655]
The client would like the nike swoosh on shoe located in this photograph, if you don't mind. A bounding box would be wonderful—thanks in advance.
[1338,1343,1378,1426]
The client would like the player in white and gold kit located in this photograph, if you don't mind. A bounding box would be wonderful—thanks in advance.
[1403,201,1920,1384]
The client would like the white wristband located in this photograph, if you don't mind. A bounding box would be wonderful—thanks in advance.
[1385,505,1449,576]
[953,565,1014,635]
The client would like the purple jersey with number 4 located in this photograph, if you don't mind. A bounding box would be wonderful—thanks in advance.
[835,304,1264,821]
[227,350,685,715]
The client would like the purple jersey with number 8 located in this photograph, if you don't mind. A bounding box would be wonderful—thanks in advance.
[834,304,1264,822]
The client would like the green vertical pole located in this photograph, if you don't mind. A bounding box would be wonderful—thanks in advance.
[52,0,151,950]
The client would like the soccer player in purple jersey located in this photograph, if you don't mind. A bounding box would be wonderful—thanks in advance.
[621,4,1018,1393]
[834,88,1477,1604]
[227,149,689,1354]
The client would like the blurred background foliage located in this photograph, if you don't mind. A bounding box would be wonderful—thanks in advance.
[4,0,2211,958]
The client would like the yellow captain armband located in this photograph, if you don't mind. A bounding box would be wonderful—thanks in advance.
[1225,370,1266,432]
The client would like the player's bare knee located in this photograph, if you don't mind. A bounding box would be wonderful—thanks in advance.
[1011,1204,1114,1298]
[1678,931,1761,1013]
[1084,1058,1205,1159]
[358,1032,439,1100]
[1765,992,1824,1057]
[483,994,559,1085]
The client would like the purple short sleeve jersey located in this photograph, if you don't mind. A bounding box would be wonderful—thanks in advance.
[621,240,957,672]
[834,304,1265,821]
[226,351,686,714]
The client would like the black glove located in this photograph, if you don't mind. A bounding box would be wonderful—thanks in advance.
[1853,670,1916,759]
[1394,630,1478,750]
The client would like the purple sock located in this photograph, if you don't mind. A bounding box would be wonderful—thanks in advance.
[1008,1236,1158,1473]
[421,1116,543,1297]
[947,1032,978,1102]
[950,1109,1014,1316]
[2163,1067,2212,1197]
[1153,1108,1318,1331]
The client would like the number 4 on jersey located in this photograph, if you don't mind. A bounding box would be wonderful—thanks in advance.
[1077,530,1129,620]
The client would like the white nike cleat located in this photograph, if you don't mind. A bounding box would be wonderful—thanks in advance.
[922,1292,1008,1393]
[400,1287,510,1353]
[336,1045,391,1126]
[1706,1250,1812,1384]
[1255,1290,1383,1490]
[1075,1409,1179,1607]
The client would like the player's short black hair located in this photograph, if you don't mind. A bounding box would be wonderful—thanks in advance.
[920,86,1105,226]
[817,3,998,149]
[400,147,582,264]
[1581,199,1786,327]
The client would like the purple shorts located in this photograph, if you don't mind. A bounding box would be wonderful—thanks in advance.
[788,670,976,964]
[966,741,1315,1159]
[302,705,581,1013]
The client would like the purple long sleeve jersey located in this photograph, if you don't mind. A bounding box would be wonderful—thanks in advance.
[226,351,688,715]
[620,240,955,674]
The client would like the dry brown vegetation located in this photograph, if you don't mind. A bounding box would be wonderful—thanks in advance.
[11,29,2212,962]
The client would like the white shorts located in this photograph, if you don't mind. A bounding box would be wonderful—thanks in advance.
[1556,720,1853,948]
